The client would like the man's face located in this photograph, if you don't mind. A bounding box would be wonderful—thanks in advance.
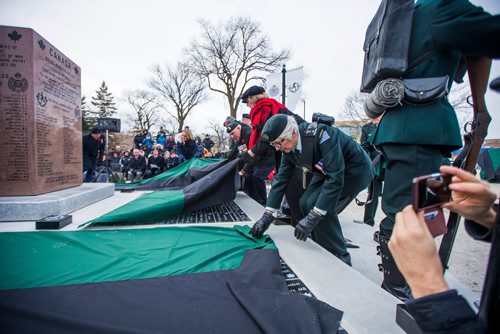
[152,150,158,157]
[229,126,241,141]
[270,132,298,154]
[91,133,100,140]
[133,149,140,157]
[242,118,251,126]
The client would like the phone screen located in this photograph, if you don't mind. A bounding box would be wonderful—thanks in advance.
[416,174,451,209]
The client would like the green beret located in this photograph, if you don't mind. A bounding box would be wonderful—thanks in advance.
[262,114,288,142]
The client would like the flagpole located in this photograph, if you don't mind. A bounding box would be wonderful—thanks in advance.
[281,64,286,105]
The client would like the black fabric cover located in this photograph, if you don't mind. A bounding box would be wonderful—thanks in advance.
[115,159,232,191]
[183,159,241,212]
[0,249,343,334]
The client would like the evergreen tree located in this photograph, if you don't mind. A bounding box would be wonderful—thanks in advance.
[91,81,117,118]
[81,95,95,132]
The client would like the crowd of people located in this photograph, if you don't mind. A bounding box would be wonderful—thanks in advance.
[80,1,500,331]
[83,125,220,183]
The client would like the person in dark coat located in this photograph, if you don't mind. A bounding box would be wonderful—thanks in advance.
[227,121,273,206]
[133,131,144,149]
[165,134,176,152]
[251,115,373,265]
[82,127,101,182]
[368,0,500,300]
[145,149,164,179]
[202,134,214,152]
[176,130,198,162]
[353,118,382,227]
[119,151,132,179]
[128,149,147,182]
[389,166,498,333]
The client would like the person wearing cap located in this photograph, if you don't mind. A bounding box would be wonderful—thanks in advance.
[202,134,214,152]
[251,114,373,265]
[226,121,274,205]
[82,127,102,182]
[241,113,251,126]
[239,85,304,172]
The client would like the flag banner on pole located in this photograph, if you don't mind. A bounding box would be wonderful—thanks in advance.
[264,66,304,112]
[80,159,241,227]
[0,226,344,333]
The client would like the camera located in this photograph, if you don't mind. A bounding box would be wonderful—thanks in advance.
[312,112,335,126]
[412,173,452,237]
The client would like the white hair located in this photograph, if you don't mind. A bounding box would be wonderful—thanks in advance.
[277,116,298,140]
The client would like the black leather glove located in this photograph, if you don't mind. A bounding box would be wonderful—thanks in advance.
[251,211,275,239]
[239,150,251,163]
[294,210,323,241]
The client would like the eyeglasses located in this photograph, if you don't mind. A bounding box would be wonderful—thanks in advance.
[270,138,285,148]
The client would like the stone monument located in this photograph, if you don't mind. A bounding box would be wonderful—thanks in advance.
[0,26,82,196]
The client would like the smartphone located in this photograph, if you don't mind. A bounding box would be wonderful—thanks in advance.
[412,173,452,237]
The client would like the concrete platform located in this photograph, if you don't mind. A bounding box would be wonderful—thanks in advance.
[0,183,115,222]
[0,190,482,333]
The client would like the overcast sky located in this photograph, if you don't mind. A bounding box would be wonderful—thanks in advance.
[1,0,499,138]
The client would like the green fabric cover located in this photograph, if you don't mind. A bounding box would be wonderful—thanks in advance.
[80,189,185,227]
[0,225,276,290]
[117,158,222,187]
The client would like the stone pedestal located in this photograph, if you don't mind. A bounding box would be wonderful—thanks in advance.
[0,183,115,222]
[0,26,82,196]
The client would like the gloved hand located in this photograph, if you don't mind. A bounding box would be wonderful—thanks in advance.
[239,150,251,163]
[241,156,259,176]
[294,210,323,241]
[251,211,275,239]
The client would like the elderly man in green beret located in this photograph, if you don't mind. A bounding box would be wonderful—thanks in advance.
[251,114,373,265]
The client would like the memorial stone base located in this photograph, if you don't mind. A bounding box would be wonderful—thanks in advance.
[0,183,115,222]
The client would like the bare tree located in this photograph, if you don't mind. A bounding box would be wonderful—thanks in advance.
[186,17,289,118]
[339,90,370,126]
[149,62,207,132]
[124,89,162,132]
[207,119,229,150]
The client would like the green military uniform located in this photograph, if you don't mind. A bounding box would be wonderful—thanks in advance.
[266,121,373,263]
[359,122,382,226]
[368,0,500,300]
[370,0,500,237]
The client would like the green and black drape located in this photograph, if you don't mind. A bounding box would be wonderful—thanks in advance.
[0,226,343,333]
[82,159,241,227]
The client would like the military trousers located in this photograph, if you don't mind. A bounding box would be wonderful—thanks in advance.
[298,177,356,258]
[363,174,383,226]
[379,143,443,238]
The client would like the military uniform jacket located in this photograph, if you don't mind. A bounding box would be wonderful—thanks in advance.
[226,123,251,160]
[267,122,372,213]
[371,0,500,154]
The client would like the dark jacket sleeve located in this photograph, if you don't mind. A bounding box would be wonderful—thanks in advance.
[266,153,296,210]
[406,289,488,333]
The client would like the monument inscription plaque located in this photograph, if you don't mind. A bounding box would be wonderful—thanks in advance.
[0,26,82,196]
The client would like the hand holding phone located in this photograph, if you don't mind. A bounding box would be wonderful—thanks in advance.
[412,173,452,237]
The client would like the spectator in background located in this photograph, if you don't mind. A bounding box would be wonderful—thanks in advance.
[145,149,164,179]
[167,150,180,169]
[165,134,176,152]
[142,134,154,156]
[176,130,198,162]
[241,113,251,126]
[128,148,147,182]
[120,150,132,179]
[163,151,171,171]
[133,131,144,149]
[82,127,101,182]
[195,136,205,157]
[157,127,167,148]
[113,145,123,157]
[203,134,214,152]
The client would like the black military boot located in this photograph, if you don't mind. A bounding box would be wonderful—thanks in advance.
[378,235,412,301]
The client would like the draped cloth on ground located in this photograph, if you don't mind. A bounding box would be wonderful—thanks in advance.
[81,159,241,227]
[115,158,225,191]
[0,226,344,334]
